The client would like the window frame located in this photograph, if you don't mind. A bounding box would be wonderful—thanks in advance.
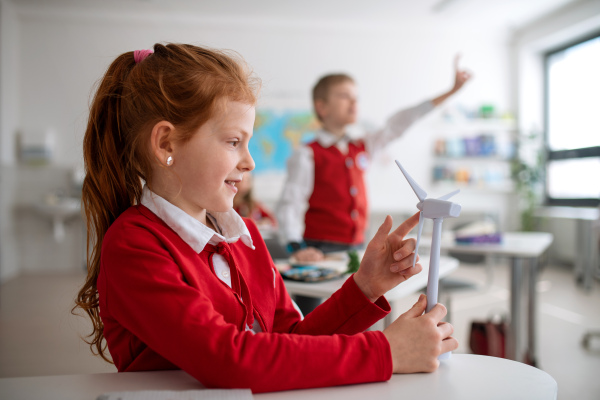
[543,32,600,207]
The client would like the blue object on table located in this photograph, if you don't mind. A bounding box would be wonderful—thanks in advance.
[281,265,343,282]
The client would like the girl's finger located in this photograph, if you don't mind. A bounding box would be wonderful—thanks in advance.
[441,336,459,354]
[391,212,420,238]
[393,238,416,260]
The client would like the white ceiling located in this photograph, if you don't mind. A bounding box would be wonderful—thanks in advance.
[11,0,579,32]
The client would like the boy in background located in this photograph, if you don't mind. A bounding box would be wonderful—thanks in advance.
[277,56,472,263]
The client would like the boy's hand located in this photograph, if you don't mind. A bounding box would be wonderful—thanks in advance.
[353,213,421,302]
[451,54,473,93]
[384,294,458,373]
[292,247,325,262]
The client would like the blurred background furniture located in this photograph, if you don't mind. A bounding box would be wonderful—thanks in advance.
[581,205,600,350]
[534,206,600,290]
[419,231,553,366]
[279,255,459,328]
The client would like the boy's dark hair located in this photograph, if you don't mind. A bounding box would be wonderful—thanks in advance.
[312,73,354,121]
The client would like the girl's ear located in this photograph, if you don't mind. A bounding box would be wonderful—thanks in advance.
[150,121,176,166]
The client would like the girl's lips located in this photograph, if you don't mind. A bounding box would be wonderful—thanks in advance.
[225,180,238,194]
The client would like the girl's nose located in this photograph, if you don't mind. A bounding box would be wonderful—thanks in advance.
[239,146,255,172]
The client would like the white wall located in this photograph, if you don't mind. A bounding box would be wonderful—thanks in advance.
[513,0,600,262]
[0,0,18,165]
[0,0,20,282]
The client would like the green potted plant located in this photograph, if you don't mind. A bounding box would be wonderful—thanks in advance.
[510,130,544,231]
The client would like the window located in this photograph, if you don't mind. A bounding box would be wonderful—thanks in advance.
[545,33,600,207]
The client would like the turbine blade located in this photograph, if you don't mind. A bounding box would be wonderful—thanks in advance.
[395,160,428,201]
[413,211,424,269]
[437,189,460,201]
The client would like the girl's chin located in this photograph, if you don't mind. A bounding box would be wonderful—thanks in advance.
[212,200,234,213]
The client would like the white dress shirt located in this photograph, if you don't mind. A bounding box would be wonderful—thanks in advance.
[276,100,435,244]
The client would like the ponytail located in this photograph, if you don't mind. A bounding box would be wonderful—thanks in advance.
[73,43,259,362]
[74,52,141,363]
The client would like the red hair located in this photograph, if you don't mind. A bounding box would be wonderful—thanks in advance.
[74,43,260,362]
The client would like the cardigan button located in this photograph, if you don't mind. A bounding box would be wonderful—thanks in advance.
[350,210,359,220]
[349,186,358,196]
[345,157,354,168]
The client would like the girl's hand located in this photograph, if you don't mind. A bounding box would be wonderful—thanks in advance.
[353,213,420,302]
[384,294,458,373]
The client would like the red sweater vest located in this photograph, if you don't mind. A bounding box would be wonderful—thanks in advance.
[304,140,369,245]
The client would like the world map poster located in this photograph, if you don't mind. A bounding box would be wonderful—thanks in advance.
[250,110,319,173]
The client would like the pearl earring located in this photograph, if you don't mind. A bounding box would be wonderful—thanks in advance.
[166,156,173,166]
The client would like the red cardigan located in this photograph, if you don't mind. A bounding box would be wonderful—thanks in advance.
[98,205,392,393]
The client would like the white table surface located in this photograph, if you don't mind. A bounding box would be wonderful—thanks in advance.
[0,355,557,400]
[282,255,458,301]
[437,231,554,258]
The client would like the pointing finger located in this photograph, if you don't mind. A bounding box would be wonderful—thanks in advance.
[454,53,461,71]
[392,212,420,238]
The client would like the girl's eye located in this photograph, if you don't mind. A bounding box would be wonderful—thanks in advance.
[228,140,240,147]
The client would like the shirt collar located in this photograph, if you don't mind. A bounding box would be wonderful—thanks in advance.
[140,186,255,253]
[315,129,350,148]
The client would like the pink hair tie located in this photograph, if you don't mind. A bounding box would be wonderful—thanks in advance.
[134,49,154,64]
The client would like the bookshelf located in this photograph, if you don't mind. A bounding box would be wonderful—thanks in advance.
[430,118,517,192]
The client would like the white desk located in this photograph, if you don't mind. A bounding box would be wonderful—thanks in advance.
[282,256,459,328]
[426,232,554,366]
[534,206,599,290]
[0,355,557,400]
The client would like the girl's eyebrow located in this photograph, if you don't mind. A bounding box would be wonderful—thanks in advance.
[222,127,252,139]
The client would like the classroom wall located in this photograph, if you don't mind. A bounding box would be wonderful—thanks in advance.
[0,0,20,282]
[1,3,517,279]
[0,0,19,165]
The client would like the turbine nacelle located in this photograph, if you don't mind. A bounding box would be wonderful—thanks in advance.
[395,159,462,271]
[420,198,462,219]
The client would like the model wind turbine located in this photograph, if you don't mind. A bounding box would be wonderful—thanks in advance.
[395,160,461,360]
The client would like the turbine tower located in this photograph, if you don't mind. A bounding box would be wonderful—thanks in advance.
[395,160,461,359]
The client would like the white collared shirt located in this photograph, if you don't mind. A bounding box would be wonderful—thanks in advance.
[140,186,264,332]
[276,100,434,244]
